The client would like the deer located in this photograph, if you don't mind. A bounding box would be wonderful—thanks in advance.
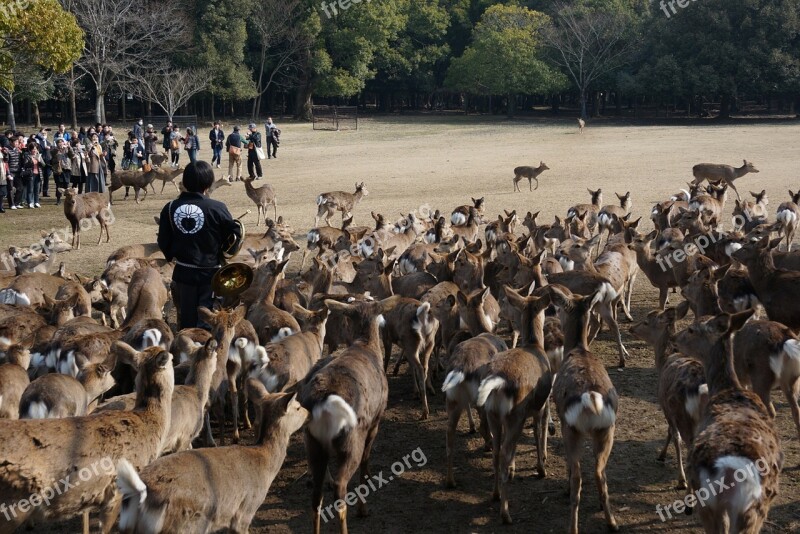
[109,168,157,204]
[381,298,439,419]
[106,243,164,266]
[248,305,329,394]
[299,296,401,534]
[596,192,632,251]
[578,117,585,133]
[150,166,184,194]
[476,285,553,524]
[0,271,69,308]
[675,310,783,533]
[243,176,278,226]
[567,233,638,322]
[731,320,800,442]
[94,339,220,455]
[0,346,30,419]
[451,197,485,226]
[548,285,619,534]
[731,235,800,332]
[513,161,550,192]
[58,187,112,249]
[303,216,355,268]
[0,343,173,533]
[692,160,760,201]
[116,390,307,534]
[567,188,603,235]
[442,331,508,488]
[630,302,709,489]
[688,182,728,229]
[315,182,369,227]
[19,360,115,418]
[776,190,800,251]
[629,230,694,311]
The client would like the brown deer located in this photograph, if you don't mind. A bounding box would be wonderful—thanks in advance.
[776,190,800,251]
[476,285,553,524]
[578,117,585,133]
[243,176,277,226]
[19,361,115,418]
[630,302,708,489]
[597,192,632,251]
[0,347,31,419]
[675,310,782,533]
[315,182,369,226]
[58,187,112,249]
[513,161,550,192]
[116,390,307,533]
[548,285,619,534]
[692,160,759,200]
[0,343,173,532]
[451,197,485,226]
[299,296,401,534]
[567,188,603,235]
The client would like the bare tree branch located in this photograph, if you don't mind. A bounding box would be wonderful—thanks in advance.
[124,64,209,120]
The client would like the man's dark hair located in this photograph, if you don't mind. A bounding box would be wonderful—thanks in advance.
[182,161,214,193]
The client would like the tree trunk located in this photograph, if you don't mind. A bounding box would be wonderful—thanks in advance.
[121,95,126,122]
[69,67,78,130]
[592,91,601,118]
[580,89,588,119]
[6,99,15,131]
[719,94,731,119]
[506,93,516,118]
[210,93,215,121]
[33,101,41,128]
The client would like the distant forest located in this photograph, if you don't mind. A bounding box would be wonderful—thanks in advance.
[3,0,800,126]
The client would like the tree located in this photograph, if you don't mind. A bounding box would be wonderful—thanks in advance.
[126,64,209,120]
[445,4,567,116]
[545,1,639,118]
[1,0,82,89]
[66,0,189,123]
[248,0,310,119]
[195,0,257,119]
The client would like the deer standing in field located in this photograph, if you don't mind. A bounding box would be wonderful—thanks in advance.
[692,160,759,201]
[116,390,307,533]
[676,310,783,533]
[776,190,800,251]
[451,197,485,226]
[243,176,277,226]
[513,161,549,192]
[578,118,585,133]
[315,182,369,226]
[549,285,619,534]
[58,188,112,249]
[567,189,602,236]
[299,296,400,534]
[477,285,553,525]
[630,302,708,490]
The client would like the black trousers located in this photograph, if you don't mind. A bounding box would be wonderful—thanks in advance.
[247,151,262,178]
[266,137,278,158]
[41,164,52,195]
[171,280,214,330]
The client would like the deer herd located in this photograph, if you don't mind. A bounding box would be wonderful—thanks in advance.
[0,153,796,534]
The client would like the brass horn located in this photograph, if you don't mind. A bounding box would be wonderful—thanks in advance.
[212,210,253,301]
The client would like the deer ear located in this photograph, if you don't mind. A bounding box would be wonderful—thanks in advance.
[456,291,469,309]
[675,300,691,321]
[727,309,755,334]
[324,299,353,315]
[198,307,216,325]
[768,237,782,250]
[547,284,573,310]
[112,341,141,369]
[445,294,456,308]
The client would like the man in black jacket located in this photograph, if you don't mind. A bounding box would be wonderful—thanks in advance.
[245,123,263,180]
[209,121,225,169]
[35,128,53,197]
[157,161,242,329]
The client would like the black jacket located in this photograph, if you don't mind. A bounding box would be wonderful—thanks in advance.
[157,192,243,284]
[225,132,242,149]
[209,128,225,147]
[245,131,261,150]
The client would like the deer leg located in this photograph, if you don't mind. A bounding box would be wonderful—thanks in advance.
[382,334,393,373]
[593,428,619,531]
[333,444,363,534]
[673,430,687,490]
[658,285,669,311]
[478,407,492,452]
[728,181,741,201]
[510,329,519,349]
[445,399,464,488]
[513,176,520,192]
[273,201,278,221]
[657,425,673,462]
[599,303,628,367]
[783,378,800,441]
[405,346,429,420]
[357,421,381,517]
[752,372,776,417]
[498,410,528,524]
[536,403,549,476]
[98,492,122,534]
[172,180,179,193]
[422,340,436,395]
[229,376,240,443]
[534,177,539,191]
[465,403,476,433]
[564,425,583,534]
[307,433,329,534]
[487,412,503,502]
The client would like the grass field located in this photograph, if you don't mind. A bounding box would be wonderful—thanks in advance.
[5,116,800,533]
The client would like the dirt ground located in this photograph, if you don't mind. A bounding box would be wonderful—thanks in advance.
[4,115,800,533]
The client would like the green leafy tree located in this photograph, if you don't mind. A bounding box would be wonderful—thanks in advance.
[445,4,567,116]
[196,0,257,117]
